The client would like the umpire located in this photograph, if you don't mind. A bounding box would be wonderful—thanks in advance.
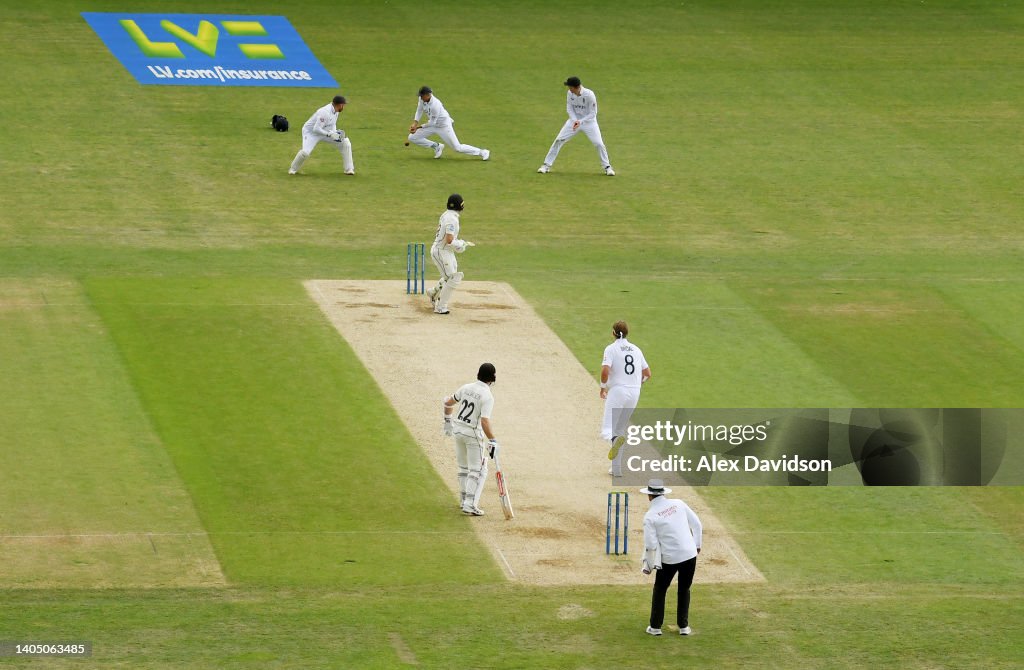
[640,479,702,636]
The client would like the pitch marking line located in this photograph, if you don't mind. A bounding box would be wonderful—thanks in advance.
[0,531,477,539]
[387,633,419,666]
[495,547,516,579]
[725,542,754,577]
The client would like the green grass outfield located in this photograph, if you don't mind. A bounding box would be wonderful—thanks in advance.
[1,0,1022,667]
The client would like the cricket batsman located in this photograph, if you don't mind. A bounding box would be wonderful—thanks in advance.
[427,193,474,315]
[443,363,500,516]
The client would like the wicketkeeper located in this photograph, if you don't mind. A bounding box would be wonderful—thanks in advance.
[288,95,355,175]
[443,363,499,516]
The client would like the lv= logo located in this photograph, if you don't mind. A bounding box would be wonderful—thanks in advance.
[119,19,284,59]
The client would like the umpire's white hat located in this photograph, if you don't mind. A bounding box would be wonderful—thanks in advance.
[640,479,672,495]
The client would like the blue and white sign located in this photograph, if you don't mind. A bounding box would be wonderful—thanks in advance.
[82,13,337,87]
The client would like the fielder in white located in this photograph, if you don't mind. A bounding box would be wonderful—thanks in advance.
[443,363,500,516]
[289,95,355,175]
[427,193,475,315]
[602,320,651,477]
[538,76,615,176]
[407,86,490,161]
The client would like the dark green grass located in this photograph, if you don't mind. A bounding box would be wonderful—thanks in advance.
[1,0,1023,667]
[84,278,498,586]
[0,279,219,587]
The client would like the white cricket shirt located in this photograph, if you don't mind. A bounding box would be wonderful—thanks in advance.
[643,496,702,564]
[414,95,453,127]
[567,86,598,123]
[432,210,460,249]
[451,380,494,436]
[602,337,648,389]
[302,102,338,138]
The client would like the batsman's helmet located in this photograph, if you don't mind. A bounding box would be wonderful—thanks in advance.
[446,193,464,211]
[477,363,496,383]
[271,115,289,132]
[418,86,433,96]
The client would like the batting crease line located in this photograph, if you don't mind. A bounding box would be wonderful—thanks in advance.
[733,530,1009,535]
[0,532,477,545]
[544,306,961,312]
[309,281,329,306]
[495,547,517,579]
[0,302,311,308]
[724,541,755,577]
[0,303,967,313]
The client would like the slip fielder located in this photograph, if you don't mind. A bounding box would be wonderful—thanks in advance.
[407,86,490,161]
[538,76,615,176]
[288,95,355,175]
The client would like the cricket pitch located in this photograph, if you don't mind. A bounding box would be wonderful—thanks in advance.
[307,280,763,586]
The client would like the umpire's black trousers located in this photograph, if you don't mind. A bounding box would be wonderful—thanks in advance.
[650,556,697,629]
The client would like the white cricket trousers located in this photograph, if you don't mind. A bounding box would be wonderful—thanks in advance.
[431,245,457,281]
[602,385,641,441]
[603,385,641,476]
[408,122,485,156]
[543,119,610,168]
[430,244,462,311]
[454,431,488,510]
[298,132,354,172]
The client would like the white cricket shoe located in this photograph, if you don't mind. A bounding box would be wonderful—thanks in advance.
[434,308,450,315]
[645,626,662,636]
[344,169,355,175]
[288,169,297,175]
[679,626,692,636]
[605,166,616,176]
[537,164,550,173]
[433,143,445,159]
[481,149,490,161]
[462,506,485,516]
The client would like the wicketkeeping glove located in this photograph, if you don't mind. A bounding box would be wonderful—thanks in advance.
[488,439,499,459]
[328,130,345,142]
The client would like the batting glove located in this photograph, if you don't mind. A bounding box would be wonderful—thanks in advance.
[443,417,453,437]
[488,439,499,459]
[451,239,467,253]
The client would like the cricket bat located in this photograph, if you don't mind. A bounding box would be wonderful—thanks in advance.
[494,454,514,520]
